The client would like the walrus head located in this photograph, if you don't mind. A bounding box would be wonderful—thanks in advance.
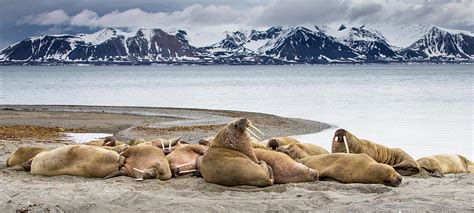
[211,118,264,149]
[332,129,358,154]
[371,164,403,187]
[132,167,158,180]
[153,137,182,155]
[268,139,280,150]
[198,136,214,146]
[383,174,403,187]
[277,144,309,160]
[417,158,444,178]
[102,137,116,146]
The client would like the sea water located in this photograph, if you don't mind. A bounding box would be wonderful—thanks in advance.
[0,64,472,159]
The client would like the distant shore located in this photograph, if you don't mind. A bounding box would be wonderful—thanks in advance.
[1,61,473,66]
[0,105,331,142]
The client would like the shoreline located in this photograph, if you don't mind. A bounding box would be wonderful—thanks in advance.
[0,104,331,142]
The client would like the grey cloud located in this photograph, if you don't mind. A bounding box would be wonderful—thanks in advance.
[347,2,384,22]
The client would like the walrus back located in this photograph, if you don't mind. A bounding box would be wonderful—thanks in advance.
[201,147,273,187]
[31,145,122,178]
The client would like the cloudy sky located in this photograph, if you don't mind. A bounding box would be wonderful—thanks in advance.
[0,0,473,49]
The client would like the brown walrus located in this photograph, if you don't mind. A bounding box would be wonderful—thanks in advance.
[85,136,124,147]
[200,118,274,187]
[27,145,125,178]
[112,143,172,180]
[141,137,183,155]
[267,137,301,150]
[6,147,49,167]
[166,144,208,177]
[300,153,402,187]
[128,138,146,146]
[254,148,319,183]
[277,143,329,160]
[417,154,473,177]
[332,129,419,176]
[198,136,214,146]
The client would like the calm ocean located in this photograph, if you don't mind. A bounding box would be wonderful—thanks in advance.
[1,64,472,158]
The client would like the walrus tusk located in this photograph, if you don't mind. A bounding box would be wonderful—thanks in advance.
[334,136,338,142]
[169,139,172,150]
[160,139,165,149]
[176,162,194,168]
[134,178,144,181]
[179,169,197,174]
[343,136,350,154]
[249,124,264,136]
[247,129,262,140]
[133,167,145,174]
[104,141,112,146]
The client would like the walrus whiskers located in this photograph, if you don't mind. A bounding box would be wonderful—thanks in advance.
[249,124,264,136]
[179,169,197,174]
[247,129,262,140]
[343,136,350,154]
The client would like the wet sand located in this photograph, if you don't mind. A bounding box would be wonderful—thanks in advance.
[0,105,330,142]
[0,105,472,212]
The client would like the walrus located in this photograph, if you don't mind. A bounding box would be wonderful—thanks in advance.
[198,136,214,146]
[112,143,172,181]
[6,146,49,167]
[85,136,124,147]
[200,118,274,187]
[277,143,329,160]
[26,145,125,178]
[417,154,474,177]
[254,148,319,183]
[267,137,301,150]
[332,129,419,176]
[166,144,208,177]
[142,137,183,155]
[300,153,402,187]
[129,138,146,146]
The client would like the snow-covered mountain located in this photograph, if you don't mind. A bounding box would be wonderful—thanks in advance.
[323,25,399,61]
[0,24,472,65]
[400,26,473,59]
[259,26,360,63]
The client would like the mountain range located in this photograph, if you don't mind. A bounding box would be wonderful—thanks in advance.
[1,24,472,65]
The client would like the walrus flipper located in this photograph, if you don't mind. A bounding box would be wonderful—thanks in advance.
[103,170,126,179]
[420,167,444,178]
[393,162,420,176]
[6,159,33,172]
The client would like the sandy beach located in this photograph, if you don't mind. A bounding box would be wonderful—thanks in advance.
[0,105,472,212]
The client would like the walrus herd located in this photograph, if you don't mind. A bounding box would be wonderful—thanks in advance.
[5,118,473,188]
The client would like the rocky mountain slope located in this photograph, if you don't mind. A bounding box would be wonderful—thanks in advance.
[1,24,472,64]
